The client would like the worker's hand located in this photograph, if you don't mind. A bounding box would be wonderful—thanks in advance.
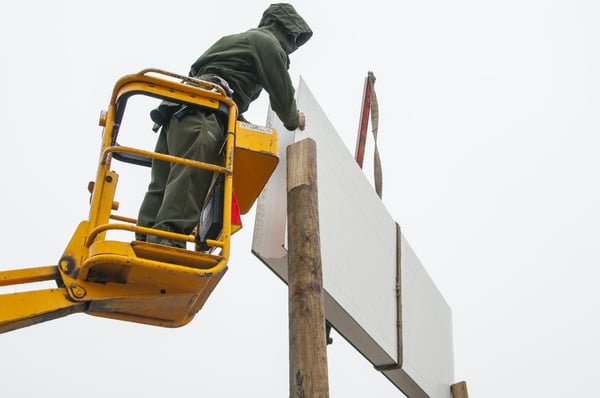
[298,111,306,131]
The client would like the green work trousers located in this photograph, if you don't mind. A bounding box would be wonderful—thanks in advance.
[137,109,224,245]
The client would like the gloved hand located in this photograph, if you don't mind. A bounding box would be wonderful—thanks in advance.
[298,111,306,131]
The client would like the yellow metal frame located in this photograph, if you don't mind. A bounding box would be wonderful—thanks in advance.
[0,69,258,333]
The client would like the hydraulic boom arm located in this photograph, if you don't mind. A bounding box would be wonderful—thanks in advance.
[0,266,86,333]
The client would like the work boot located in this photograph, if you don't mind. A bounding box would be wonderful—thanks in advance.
[147,234,186,249]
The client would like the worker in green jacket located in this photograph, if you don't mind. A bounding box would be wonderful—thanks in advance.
[137,3,312,247]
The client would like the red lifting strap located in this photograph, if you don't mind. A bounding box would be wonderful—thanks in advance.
[354,72,382,198]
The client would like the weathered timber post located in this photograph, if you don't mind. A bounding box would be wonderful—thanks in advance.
[287,138,329,398]
[451,381,469,398]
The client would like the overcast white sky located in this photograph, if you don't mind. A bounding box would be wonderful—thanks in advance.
[1,1,599,397]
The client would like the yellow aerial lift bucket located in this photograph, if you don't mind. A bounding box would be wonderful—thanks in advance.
[0,69,279,333]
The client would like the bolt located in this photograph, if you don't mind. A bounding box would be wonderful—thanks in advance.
[59,256,75,274]
[70,283,87,299]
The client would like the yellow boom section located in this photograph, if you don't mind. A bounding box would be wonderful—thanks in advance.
[0,69,279,333]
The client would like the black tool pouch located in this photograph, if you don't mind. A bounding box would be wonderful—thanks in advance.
[150,101,182,132]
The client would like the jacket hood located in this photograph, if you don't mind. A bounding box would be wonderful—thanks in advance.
[258,3,313,54]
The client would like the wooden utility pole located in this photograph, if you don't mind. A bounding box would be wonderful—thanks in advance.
[451,381,469,398]
[287,138,329,398]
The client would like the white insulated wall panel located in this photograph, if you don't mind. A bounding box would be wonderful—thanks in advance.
[252,78,454,397]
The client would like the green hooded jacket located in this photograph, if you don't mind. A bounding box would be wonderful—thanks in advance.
[189,3,312,130]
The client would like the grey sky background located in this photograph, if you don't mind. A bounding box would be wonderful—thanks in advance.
[1,1,599,397]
